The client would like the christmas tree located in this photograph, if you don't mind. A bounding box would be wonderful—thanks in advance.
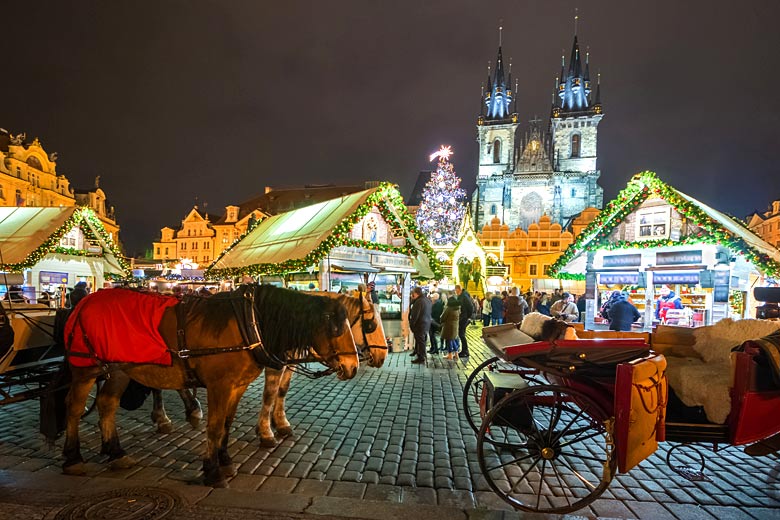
[416,146,466,245]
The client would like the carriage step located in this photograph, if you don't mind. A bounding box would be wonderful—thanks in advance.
[665,421,729,444]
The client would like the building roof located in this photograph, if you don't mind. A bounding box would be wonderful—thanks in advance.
[549,171,780,278]
[231,184,367,221]
[206,183,441,279]
[0,206,128,275]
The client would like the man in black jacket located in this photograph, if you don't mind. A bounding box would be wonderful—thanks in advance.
[428,292,444,354]
[409,287,431,364]
[454,285,473,358]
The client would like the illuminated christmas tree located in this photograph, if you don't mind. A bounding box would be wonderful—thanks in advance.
[416,146,466,245]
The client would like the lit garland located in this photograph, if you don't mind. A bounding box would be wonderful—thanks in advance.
[206,183,444,280]
[548,171,780,279]
[0,207,130,274]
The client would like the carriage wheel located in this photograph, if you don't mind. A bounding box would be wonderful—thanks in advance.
[462,356,544,437]
[476,384,615,514]
[82,380,104,418]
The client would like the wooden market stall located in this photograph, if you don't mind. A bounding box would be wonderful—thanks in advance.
[548,172,780,330]
[206,183,441,341]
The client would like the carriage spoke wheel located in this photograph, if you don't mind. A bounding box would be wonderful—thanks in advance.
[476,384,615,514]
[463,356,544,440]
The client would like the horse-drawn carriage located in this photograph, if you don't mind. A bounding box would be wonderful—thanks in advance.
[463,289,780,514]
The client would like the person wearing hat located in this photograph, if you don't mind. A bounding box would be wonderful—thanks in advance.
[604,292,641,331]
[408,287,431,364]
[549,292,579,322]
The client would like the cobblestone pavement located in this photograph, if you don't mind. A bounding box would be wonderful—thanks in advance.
[0,324,779,519]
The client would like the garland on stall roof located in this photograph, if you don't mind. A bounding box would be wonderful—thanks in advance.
[0,207,130,274]
[206,183,443,280]
[548,171,780,279]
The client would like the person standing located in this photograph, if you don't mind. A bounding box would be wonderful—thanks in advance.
[481,294,492,326]
[536,292,551,316]
[408,287,432,364]
[604,293,641,331]
[454,284,473,358]
[367,281,380,304]
[428,292,444,354]
[440,298,461,361]
[504,287,529,324]
[550,288,563,306]
[655,285,683,323]
[550,292,579,322]
[490,291,504,325]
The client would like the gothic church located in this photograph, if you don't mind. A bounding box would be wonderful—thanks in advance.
[472,33,604,231]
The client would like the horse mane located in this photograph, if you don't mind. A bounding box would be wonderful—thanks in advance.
[183,291,236,337]
[334,293,362,316]
[252,285,347,359]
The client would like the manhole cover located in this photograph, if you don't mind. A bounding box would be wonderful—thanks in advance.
[52,487,179,520]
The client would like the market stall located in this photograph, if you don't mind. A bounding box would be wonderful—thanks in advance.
[0,207,128,304]
[548,172,780,330]
[206,183,441,341]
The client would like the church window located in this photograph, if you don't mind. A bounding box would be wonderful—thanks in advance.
[571,188,577,197]
[490,204,497,215]
[587,121,592,127]
[574,122,579,128]
[571,134,581,158]
[493,139,501,163]
[529,264,538,276]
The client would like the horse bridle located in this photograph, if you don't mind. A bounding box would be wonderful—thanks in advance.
[286,308,355,379]
[354,289,388,360]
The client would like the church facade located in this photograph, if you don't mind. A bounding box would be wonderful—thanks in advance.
[472,34,604,232]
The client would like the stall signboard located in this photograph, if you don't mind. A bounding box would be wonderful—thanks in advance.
[656,250,703,266]
[603,254,642,268]
[39,271,68,285]
[653,272,700,285]
[713,270,730,303]
[600,273,640,285]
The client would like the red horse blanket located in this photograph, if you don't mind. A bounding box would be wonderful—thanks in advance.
[65,289,179,367]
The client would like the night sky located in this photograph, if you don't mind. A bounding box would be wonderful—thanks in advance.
[2,1,778,255]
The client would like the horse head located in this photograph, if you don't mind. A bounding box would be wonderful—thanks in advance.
[326,292,388,368]
[312,298,359,380]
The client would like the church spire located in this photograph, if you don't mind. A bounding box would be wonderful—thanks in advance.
[556,32,597,114]
[481,30,515,123]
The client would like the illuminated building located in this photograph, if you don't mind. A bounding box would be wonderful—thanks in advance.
[473,33,604,231]
[0,128,120,240]
[746,200,780,249]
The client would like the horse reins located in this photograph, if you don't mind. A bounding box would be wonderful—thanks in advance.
[356,289,387,361]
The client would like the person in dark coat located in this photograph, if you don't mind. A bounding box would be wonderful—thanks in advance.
[604,294,641,331]
[428,292,444,354]
[536,293,551,316]
[490,291,505,325]
[600,290,622,321]
[504,287,528,324]
[408,287,432,364]
[454,285,474,357]
[67,282,89,309]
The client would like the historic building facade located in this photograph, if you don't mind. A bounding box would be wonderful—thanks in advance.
[747,200,780,249]
[472,34,604,232]
[0,128,120,239]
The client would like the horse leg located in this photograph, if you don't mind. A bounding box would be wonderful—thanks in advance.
[272,367,295,438]
[150,389,173,434]
[180,388,203,429]
[218,384,249,478]
[203,384,231,488]
[256,367,279,447]
[62,373,96,475]
[98,372,136,470]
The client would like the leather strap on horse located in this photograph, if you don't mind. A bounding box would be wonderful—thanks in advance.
[174,303,202,388]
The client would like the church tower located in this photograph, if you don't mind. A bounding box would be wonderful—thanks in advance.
[550,33,604,213]
[473,45,519,229]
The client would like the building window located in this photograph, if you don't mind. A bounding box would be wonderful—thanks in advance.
[181,243,187,250]
[637,207,671,239]
[156,247,160,255]
[203,256,209,262]
[165,247,169,256]
[204,242,210,250]
[529,264,538,276]
[571,134,581,158]
[490,204,497,215]
[14,189,23,206]
[543,265,550,275]
[192,242,198,249]
[571,188,576,197]
[493,139,501,163]
[541,241,547,247]
[531,241,537,248]
[551,241,560,248]
[16,166,21,177]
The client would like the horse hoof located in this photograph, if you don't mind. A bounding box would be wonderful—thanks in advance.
[157,421,174,434]
[63,462,86,476]
[205,477,229,488]
[220,464,237,477]
[110,455,137,470]
[187,415,201,429]
[275,426,293,438]
[259,437,277,448]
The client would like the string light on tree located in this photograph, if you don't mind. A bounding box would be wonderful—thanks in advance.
[416,146,466,245]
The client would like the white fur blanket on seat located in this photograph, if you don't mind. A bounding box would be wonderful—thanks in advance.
[666,319,780,424]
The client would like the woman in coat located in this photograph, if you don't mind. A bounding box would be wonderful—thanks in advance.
[490,291,504,325]
[504,288,528,324]
[440,298,461,361]
[481,294,492,326]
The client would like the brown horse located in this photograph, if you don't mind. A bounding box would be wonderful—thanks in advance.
[61,285,359,487]
[257,292,387,446]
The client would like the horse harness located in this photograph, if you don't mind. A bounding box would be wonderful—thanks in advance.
[353,289,387,360]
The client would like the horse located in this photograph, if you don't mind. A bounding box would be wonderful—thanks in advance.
[256,291,388,446]
[146,292,388,444]
[61,284,359,488]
